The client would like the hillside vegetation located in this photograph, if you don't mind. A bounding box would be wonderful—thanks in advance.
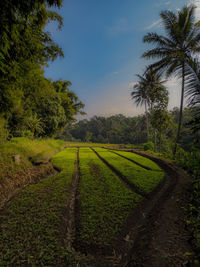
[0,138,65,208]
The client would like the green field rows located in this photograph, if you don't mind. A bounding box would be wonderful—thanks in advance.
[0,145,165,266]
[94,148,164,194]
[109,149,162,171]
[0,148,77,266]
[77,147,142,249]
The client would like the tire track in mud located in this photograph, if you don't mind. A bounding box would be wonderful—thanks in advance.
[91,148,147,199]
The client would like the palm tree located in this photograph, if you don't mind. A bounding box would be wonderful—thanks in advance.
[131,67,165,142]
[142,5,200,155]
[185,58,200,107]
[27,114,44,139]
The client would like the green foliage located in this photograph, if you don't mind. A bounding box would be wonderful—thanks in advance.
[78,147,142,248]
[94,148,164,194]
[142,5,200,155]
[0,137,65,184]
[64,114,148,144]
[0,0,85,138]
[143,141,154,151]
[0,116,9,143]
[27,114,44,138]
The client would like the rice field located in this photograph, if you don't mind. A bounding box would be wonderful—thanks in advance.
[0,144,164,266]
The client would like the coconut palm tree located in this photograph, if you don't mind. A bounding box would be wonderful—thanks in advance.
[131,67,165,142]
[185,58,200,107]
[142,5,200,155]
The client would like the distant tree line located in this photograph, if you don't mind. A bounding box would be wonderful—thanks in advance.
[0,0,84,140]
[61,108,199,151]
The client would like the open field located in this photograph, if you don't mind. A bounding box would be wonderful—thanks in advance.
[1,142,191,266]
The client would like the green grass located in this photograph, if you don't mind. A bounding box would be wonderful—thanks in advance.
[109,149,161,171]
[0,148,77,266]
[0,137,65,183]
[77,147,142,248]
[94,148,164,194]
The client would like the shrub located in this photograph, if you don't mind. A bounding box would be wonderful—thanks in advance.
[143,141,154,151]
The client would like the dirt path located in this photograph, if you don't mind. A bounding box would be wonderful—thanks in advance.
[116,150,194,267]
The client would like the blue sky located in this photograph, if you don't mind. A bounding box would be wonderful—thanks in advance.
[45,0,197,119]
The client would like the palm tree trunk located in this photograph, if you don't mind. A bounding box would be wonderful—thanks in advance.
[145,100,149,141]
[173,63,185,156]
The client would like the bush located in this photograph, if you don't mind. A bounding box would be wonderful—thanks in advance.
[143,141,154,151]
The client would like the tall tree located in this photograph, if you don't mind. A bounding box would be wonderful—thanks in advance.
[142,5,200,155]
[131,67,165,141]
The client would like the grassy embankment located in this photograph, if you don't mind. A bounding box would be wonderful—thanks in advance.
[94,148,164,194]
[77,147,142,250]
[0,137,65,207]
[0,148,77,266]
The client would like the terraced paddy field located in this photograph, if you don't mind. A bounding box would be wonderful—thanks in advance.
[1,145,190,266]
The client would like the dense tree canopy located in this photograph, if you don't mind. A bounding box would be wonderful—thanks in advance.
[0,0,85,139]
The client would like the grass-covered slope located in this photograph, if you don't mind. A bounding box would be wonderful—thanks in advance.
[0,148,77,266]
[94,148,164,194]
[77,147,142,249]
[0,137,65,207]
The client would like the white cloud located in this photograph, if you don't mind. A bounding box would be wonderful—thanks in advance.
[188,0,200,21]
[108,70,120,76]
[145,19,162,30]
[165,77,183,110]
[155,0,171,7]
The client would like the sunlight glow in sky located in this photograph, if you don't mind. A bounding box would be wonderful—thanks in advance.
[45,0,197,119]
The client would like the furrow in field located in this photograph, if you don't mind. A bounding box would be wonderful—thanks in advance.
[107,148,161,171]
[93,147,164,195]
[62,148,79,250]
[74,147,142,254]
[92,148,147,198]
[0,148,77,267]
